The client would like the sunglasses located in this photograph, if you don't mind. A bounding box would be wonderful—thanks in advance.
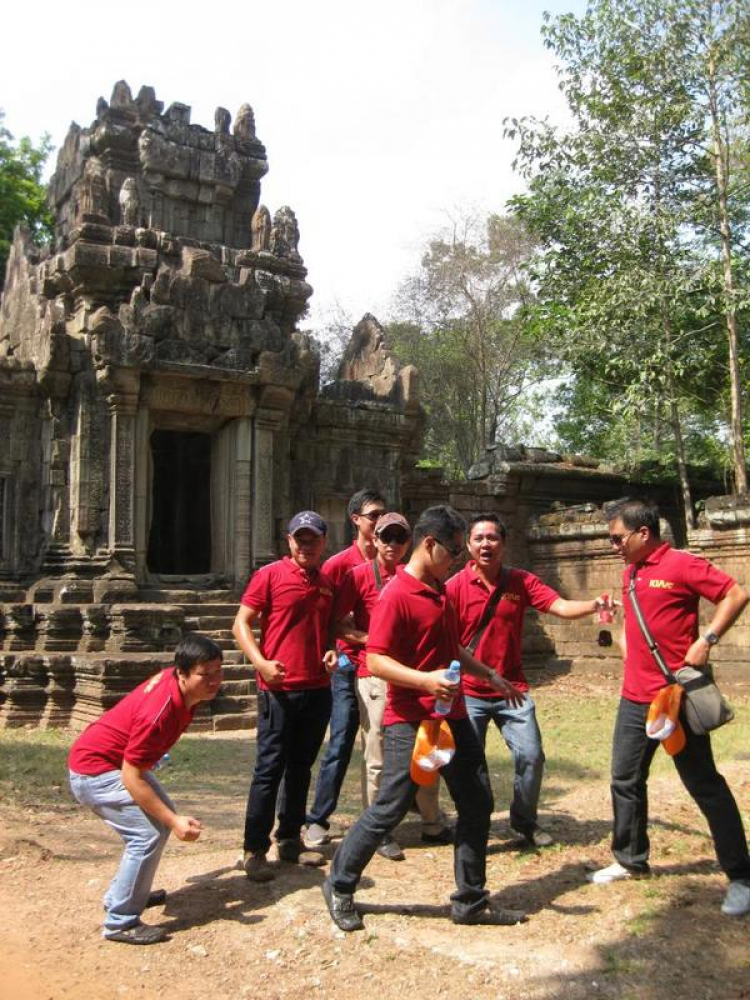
[358,510,387,523]
[435,537,464,559]
[608,530,637,546]
[378,529,410,544]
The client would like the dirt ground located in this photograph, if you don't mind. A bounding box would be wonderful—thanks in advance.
[2,676,749,1000]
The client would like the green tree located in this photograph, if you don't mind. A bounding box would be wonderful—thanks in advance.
[386,212,545,476]
[0,110,53,288]
[507,0,750,521]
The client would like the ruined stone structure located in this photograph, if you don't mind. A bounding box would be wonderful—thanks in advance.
[0,83,422,730]
[1,83,746,731]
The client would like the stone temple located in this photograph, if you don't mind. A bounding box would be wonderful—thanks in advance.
[1,83,747,729]
[0,82,422,729]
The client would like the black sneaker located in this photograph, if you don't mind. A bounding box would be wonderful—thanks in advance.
[452,906,528,926]
[376,836,405,861]
[510,825,554,848]
[421,826,454,845]
[106,922,168,945]
[277,838,326,867]
[322,878,365,932]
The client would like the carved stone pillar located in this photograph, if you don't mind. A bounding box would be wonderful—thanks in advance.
[252,409,282,569]
[232,417,254,585]
[104,371,141,578]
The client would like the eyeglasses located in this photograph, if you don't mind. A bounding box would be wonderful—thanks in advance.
[608,529,637,546]
[358,509,387,523]
[435,537,465,559]
[378,529,410,545]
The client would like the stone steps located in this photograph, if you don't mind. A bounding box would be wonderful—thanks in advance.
[0,586,256,734]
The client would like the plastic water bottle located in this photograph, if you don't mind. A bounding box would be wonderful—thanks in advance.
[435,660,461,716]
[153,753,171,770]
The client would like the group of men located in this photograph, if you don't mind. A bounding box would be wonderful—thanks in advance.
[67,494,750,944]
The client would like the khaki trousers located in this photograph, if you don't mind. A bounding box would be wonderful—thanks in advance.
[356,674,444,833]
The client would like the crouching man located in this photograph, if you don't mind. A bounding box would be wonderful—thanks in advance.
[68,634,224,945]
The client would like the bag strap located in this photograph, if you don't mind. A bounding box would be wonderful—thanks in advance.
[466,567,509,654]
[372,559,384,592]
[627,566,677,684]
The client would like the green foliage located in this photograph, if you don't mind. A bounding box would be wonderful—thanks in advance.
[386,212,549,476]
[506,0,750,502]
[0,110,54,288]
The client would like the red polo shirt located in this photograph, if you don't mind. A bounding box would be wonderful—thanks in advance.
[622,542,734,703]
[333,559,397,677]
[68,669,194,775]
[240,556,334,691]
[323,541,367,664]
[366,565,466,725]
[446,562,559,697]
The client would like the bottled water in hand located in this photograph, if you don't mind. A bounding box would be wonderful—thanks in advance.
[435,660,461,716]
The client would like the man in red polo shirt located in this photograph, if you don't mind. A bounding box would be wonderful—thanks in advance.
[447,513,605,847]
[589,497,750,918]
[68,633,224,945]
[323,505,526,932]
[303,489,386,848]
[332,512,445,860]
[233,510,338,882]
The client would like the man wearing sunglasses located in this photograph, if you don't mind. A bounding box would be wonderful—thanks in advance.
[590,497,750,918]
[303,490,387,849]
[447,513,606,849]
[332,512,448,860]
[323,505,526,932]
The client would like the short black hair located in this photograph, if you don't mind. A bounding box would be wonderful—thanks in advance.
[174,633,223,675]
[413,505,467,546]
[348,489,387,519]
[604,497,661,538]
[468,513,507,539]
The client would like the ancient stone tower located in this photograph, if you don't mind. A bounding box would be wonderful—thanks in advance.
[0,82,423,728]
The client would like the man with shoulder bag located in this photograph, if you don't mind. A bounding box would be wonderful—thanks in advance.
[588,497,750,918]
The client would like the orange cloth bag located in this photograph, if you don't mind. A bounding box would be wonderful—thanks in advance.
[410,720,456,785]
[646,684,685,756]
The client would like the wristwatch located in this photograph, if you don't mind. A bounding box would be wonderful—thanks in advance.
[702,631,720,646]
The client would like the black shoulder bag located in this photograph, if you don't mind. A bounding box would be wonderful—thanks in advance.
[628,566,733,736]
[465,568,509,654]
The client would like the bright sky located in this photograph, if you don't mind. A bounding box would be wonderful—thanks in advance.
[1,0,583,332]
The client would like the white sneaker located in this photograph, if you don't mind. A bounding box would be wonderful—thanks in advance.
[303,823,330,848]
[721,880,750,917]
[587,862,634,885]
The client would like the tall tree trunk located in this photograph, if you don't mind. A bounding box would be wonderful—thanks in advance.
[663,312,695,528]
[708,49,748,493]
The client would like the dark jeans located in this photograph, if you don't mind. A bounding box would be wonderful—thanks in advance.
[307,659,360,828]
[331,717,494,920]
[243,686,332,853]
[611,697,750,880]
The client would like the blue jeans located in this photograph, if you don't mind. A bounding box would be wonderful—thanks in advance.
[244,686,332,852]
[465,693,545,833]
[306,658,360,829]
[69,768,175,936]
[611,697,750,879]
[331,718,493,920]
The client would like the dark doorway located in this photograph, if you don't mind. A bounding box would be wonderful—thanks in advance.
[147,430,211,574]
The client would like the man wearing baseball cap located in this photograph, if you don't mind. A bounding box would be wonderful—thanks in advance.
[303,490,387,849]
[233,510,338,881]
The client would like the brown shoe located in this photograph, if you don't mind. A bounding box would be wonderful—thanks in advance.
[243,850,276,882]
